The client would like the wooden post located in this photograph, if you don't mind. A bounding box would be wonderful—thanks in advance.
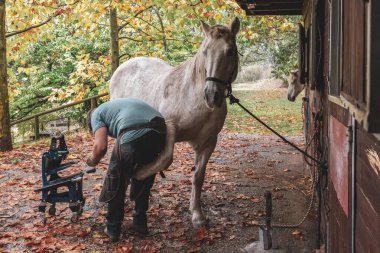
[34,116,39,140]
[91,98,97,110]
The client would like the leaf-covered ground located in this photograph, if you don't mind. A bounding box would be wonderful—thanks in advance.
[0,129,318,253]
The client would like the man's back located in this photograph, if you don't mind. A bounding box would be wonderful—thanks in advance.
[91,98,165,143]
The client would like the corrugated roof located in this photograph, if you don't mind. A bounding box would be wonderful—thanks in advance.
[235,0,304,15]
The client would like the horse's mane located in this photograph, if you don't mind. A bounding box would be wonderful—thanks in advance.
[170,50,206,86]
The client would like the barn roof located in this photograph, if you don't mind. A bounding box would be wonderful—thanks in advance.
[235,0,304,15]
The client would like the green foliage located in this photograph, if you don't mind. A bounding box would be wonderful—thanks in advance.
[267,17,300,83]
[9,26,110,122]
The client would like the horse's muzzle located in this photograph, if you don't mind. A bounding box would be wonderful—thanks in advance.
[205,90,224,108]
[287,93,296,102]
[204,81,225,108]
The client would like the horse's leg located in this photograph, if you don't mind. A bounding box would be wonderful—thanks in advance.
[190,136,217,229]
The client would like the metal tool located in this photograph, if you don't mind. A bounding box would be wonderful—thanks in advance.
[259,191,273,250]
[34,135,96,223]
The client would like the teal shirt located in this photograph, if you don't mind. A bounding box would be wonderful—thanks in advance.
[91,98,165,143]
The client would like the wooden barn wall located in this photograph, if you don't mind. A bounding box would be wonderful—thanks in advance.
[319,0,329,246]
[355,127,380,252]
[341,0,366,106]
[328,102,351,253]
[302,0,380,252]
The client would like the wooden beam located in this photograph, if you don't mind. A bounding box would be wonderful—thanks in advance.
[237,0,302,4]
[366,0,380,133]
[247,3,303,10]
[235,0,304,16]
[246,9,302,15]
[11,93,108,126]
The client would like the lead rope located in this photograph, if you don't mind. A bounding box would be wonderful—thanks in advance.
[228,94,326,228]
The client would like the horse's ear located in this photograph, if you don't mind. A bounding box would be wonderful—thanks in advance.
[230,17,240,36]
[201,21,210,37]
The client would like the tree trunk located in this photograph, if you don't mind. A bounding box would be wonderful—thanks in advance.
[110,8,119,76]
[0,2,12,151]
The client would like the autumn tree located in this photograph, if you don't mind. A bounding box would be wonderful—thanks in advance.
[1,1,78,150]
[5,0,299,147]
[0,1,11,151]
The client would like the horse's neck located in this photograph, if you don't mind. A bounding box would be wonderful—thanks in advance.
[164,53,226,132]
[170,52,205,91]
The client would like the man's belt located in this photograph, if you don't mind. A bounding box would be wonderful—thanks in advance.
[119,116,167,137]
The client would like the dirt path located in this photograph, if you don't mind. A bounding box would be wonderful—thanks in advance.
[0,131,317,252]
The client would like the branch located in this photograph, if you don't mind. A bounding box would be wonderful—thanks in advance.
[118,5,153,32]
[190,0,203,6]
[6,16,54,37]
[135,16,161,32]
[119,52,131,60]
[153,7,167,52]
[31,0,80,9]
[6,1,81,38]
[12,97,49,120]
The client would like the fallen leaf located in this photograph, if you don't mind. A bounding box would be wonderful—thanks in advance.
[193,226,207,241]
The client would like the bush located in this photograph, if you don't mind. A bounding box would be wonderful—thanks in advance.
[235,64,272,83]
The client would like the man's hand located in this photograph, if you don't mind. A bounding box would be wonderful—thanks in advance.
[86,156,98,167]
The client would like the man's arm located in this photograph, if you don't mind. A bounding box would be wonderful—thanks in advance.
[87,127,108,166]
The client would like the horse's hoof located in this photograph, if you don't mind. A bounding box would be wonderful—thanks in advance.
[192,215,209,229]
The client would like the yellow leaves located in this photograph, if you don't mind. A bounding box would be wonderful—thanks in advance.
[17,66,36,75]
[214,13,222,22]
[20,60,26,66]
[98,56,110,65]
[58,92,68,100]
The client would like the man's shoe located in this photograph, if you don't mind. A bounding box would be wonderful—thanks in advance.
[131,222,148,235]
[104,228,120,243]
[124,221,148,235]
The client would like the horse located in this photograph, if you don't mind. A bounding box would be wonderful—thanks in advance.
[109,18,240,229]
[287,69,305,102]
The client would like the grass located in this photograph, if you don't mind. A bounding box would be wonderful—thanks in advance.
[224,89,303,135]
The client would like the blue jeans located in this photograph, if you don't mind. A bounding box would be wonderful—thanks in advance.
[103,130,165,236]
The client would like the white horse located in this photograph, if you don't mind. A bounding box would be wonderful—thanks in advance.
[109,18,240,228]
[287,70,305,102]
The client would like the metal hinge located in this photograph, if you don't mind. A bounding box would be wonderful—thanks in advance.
[348,125,353,144]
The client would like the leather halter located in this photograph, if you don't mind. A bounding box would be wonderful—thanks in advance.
[205,76,232,98]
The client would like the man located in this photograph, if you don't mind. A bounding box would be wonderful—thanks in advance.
[86,98,167,242]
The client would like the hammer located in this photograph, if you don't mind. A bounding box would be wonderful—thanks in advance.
[259,191,273,250]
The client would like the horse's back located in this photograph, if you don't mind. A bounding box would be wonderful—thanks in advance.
[110,57,172,101]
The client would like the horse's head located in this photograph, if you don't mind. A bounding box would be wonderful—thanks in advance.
[200,18,240,109]
[287,70,305,102]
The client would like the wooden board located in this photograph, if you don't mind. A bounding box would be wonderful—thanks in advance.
[342,0,366,105]
[328,178,351,253]
[329,116,350,216]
